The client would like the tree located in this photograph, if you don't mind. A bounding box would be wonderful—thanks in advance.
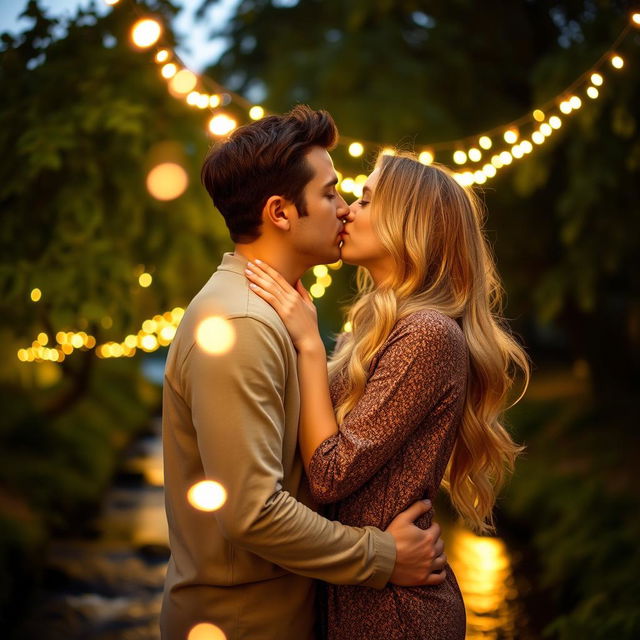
[199,0,640,402]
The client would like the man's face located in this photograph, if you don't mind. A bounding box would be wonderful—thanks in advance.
[288,146,349,265]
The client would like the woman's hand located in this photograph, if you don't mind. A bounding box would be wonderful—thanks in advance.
[244,259,322,353]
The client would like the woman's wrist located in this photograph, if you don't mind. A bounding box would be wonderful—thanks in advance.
[297,337,326,357]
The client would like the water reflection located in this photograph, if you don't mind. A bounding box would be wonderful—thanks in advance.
[444,521,524,639]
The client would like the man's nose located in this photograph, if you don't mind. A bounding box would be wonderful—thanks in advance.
[336,193,350,218]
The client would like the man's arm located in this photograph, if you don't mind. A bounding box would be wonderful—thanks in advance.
[184,315,395,589]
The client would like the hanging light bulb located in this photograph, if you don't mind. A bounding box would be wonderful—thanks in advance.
[503,128,518,144]
[131,18,162,48]
[610,54,624,69]
[586,86,599,99]
[478,136,492,150]
[418,150,434,164]
[532,109,545,122]
[453,150,467,165]
[590,72,603,86]
[468,147,482,162]
[348,142,364,157]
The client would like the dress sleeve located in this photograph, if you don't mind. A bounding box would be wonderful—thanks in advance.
[307,313,465,503]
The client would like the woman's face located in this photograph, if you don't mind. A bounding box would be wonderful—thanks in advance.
[339,169,393,281]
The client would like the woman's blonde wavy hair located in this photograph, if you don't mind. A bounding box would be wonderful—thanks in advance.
[328,153,529,534]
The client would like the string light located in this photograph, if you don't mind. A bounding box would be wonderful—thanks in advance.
[610,54,624,69]
[503,129,519,144]
[30,288,42,302]
[348,142,364,157]
[478,136,492,149]
[208,113,237,136]
[418,150,434,164]
[131,18,162,48]
[453,150,467,165]
[586,86,599,99]
[249,105,264,120]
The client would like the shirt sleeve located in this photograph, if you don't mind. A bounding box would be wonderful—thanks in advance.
[307,313,464,504]
[185,315,396,589]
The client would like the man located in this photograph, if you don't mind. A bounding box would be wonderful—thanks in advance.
[160,106,447,640]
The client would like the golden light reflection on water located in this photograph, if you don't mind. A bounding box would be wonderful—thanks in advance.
[446,525,520,639]
[188,622,227,640]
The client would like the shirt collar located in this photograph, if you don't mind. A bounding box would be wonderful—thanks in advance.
[216,251,250,276]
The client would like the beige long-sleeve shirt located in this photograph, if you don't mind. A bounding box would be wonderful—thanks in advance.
[160,251,396,640]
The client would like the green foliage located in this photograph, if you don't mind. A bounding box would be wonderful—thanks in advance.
[0,0,231,350]
[504,389,640,639]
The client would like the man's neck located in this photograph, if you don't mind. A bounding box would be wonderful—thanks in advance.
[233,243,305,287]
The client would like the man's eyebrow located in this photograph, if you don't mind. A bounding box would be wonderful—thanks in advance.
[323,177,339,188]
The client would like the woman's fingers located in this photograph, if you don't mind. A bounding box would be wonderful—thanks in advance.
[250,259,292,295]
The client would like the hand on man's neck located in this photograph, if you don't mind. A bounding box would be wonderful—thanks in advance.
[234,243,306,287]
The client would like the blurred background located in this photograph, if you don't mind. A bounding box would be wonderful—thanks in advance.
[1,1,639,638]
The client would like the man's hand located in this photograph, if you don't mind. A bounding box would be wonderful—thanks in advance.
[386,499,447,586]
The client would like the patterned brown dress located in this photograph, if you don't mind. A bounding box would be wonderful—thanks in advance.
[307,309,468,640]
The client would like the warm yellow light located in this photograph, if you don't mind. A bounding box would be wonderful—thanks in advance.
[503,128,518,144]
[633,12,640,26]
[61,343,73,355]
[249,105,265,120]
[490,154,503,169]
[348,142,364,157]
[161,63,177,79]
[611,54,624,69]
[208,114,237,136]
[147,162,188,201]
[473,170,487,184]
[105,0,120,5]
[586,86,599,99]
[187,481,227,512]
[381,147,395,156]
[209,94,221,108]
[309,283,325,298]
[460,172,475,187]
[591,72,603,86]
[539,123,552,137]
[124,334,138,348]
[160,325,176,342]
[131,18,162,49]
[37,332,48,345]
[138,272,153,288]
[17,349,27,362]
[343,321,352,333]
[313,265,329,278]
[482,164,497,178]
[511,144,524,159]
[140,334,158,352]
[559,100,572,114]
[569,95,582,110]
[549,115,562,129]
[418,150,434,164]
[468,147,482,162]
[30,288,42,302]
[188,622,227,640]
[531,131,545,145]
[155,49,169,63]
[499,151,513,165]
[196,316,236,355]
[533,109,545,122]
[197,94,210,109]
[354,174,367,185]
[520,140,533,154]
[142,319,157,334]
[453,150,467,165]
[186,91,200,106]
[69,333,83,349]
[318,274,332,287]
[340,178,355,193]
[169,69,198,95]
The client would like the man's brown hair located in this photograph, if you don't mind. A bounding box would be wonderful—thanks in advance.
[201,105,338,243]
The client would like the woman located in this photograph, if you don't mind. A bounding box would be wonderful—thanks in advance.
[244,153,529,639]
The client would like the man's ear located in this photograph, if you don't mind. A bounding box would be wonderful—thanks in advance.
[263,195,295,231]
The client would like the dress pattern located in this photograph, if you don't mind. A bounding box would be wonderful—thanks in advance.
[308,309,469,640]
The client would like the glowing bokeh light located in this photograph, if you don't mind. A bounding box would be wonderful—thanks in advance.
[468,147,482,162]
[611,54,624,69]
[188,622,227,640]
[155,49,169,63]
[348,142,364,157]
[419,150,434,164]
[532,109,545,122]
[208,114,237,136]
[131,18,162,49]
[196,316,236,355]
[478,136,492,150]
[161,63,177,79]
[147,162,189,201]
[586,86,599,99]
[139,272,153,288]
[453,150,467,165]
[169,69,198,95]
[30,288,42,302]
[249,105,265,120]
[188,481,227,512]
[503,129,518,144]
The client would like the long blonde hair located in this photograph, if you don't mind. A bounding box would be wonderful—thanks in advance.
[328,153,529,533]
